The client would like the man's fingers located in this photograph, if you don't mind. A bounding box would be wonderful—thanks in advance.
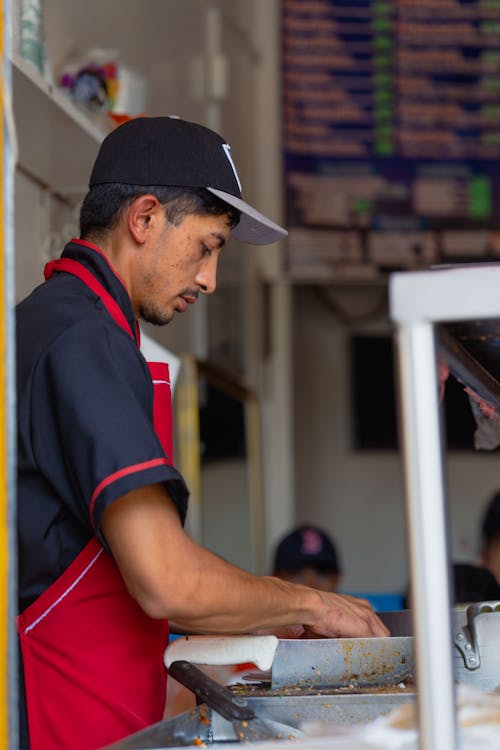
[365,613,390,637]
[337,595,390,637]
[306,592,391,639]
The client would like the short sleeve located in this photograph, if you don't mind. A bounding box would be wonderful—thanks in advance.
[30,319,188,534]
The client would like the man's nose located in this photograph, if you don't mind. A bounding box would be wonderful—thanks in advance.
[196,256,218,295]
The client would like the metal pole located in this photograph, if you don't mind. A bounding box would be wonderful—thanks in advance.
[245,395,265,574]
[2,0,19,745]
[396,321,457,750]
[176,354,203,543]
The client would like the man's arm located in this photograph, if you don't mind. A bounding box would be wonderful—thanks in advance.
[102,483,388,638]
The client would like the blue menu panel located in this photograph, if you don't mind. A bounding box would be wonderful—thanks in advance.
[283,0,500,277]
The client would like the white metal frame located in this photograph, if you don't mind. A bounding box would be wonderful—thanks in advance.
[389,263,500,750]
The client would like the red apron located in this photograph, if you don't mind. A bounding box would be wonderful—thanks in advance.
[17,257,175,750]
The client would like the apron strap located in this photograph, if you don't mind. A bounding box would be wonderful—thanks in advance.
[44,257,139,343]
[44,256,172,461]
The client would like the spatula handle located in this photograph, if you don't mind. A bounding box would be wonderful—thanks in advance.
[168,660,255,722]
[164,634,278,671]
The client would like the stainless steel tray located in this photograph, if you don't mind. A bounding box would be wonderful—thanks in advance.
[382,605,500,692]
[102,689,416,749]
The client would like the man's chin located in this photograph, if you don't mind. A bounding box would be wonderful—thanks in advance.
[140,309,174,326]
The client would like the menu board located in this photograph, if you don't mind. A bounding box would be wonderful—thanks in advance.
[283,0,500,280]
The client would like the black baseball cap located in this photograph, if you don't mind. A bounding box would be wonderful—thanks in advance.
[273,526,341,574]
[89,116,288,246]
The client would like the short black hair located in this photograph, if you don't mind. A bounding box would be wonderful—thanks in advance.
[79,183,240,240]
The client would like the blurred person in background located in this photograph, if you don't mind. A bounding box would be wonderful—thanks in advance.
[452,563,500,605]
[403,563,500,609]
[479,490,500,585]
[273,525,342,592]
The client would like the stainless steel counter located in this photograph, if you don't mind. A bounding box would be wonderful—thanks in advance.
[102,688,415,749]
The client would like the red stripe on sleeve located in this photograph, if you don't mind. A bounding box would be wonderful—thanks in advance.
[89,458,170,521]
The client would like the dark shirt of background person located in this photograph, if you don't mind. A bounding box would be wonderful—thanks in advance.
[453,563,500,605]
[402,563,500,609]
[479,490,500,586]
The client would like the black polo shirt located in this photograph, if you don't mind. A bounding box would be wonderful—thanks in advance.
[16,239,189,615]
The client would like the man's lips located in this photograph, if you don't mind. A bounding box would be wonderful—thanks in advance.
[177,295,197,313]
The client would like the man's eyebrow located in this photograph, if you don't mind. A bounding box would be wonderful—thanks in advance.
[209,232,226,248]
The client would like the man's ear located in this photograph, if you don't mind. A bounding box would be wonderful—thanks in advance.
[127,194,160,244]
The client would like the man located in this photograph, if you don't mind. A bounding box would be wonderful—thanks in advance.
[273,525,342,592]
[16,116,388,750]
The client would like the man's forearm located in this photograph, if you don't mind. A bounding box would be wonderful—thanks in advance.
[103,483,388,639]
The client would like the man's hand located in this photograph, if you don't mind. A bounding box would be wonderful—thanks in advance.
[254,596,388,640]
[301,591,389,638]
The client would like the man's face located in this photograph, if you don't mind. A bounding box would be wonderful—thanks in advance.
[134,211,230,325]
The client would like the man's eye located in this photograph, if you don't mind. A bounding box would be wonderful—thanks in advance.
[201,244,212,256]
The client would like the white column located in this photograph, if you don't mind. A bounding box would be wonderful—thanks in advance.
[396,321,457,750]
[246,0,295,564]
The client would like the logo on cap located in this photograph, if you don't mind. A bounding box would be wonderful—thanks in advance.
[301,529,323,556]
[222,143,242,192]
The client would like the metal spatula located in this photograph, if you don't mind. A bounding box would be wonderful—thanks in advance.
[168,660,303,742]
[165,633,413,689]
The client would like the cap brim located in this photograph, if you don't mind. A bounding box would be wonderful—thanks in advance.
[207,188,288,246]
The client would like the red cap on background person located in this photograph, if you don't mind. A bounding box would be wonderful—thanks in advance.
[272,525,342,592]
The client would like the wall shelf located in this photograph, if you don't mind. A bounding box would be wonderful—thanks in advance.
[11,52,108,198]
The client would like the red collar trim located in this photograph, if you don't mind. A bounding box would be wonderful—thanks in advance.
[69,238,140,345]
[70,238,129,294]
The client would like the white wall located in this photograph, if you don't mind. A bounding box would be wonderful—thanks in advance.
[200,460,253,572]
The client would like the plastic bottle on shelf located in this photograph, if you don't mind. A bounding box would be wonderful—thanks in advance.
[19,0,46,74]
